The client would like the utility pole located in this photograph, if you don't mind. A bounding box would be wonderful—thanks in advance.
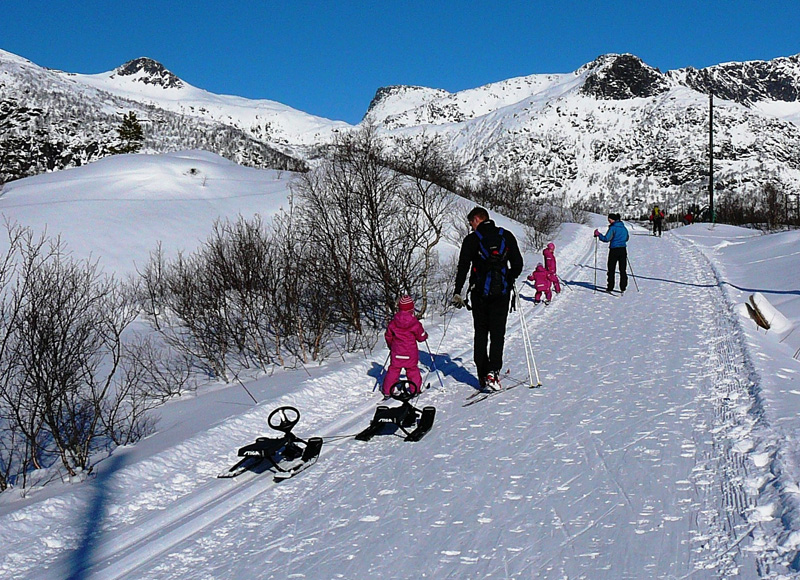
[708,92,714,223]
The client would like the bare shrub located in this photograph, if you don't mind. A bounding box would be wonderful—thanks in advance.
[0,227,139,480]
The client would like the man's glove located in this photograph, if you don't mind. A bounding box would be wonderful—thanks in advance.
[452,294,465,309]
[593,229,600,237]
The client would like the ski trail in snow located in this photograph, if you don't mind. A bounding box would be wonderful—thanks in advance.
[3,225,790,579]
[672,234,785,577]
[68,391,389,580]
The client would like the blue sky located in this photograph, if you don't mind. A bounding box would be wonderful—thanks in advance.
[3,1,799,123]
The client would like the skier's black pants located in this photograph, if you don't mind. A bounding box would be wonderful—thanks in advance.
[653,219,662,236]
[470,292,510,379]
[607,247,628,292]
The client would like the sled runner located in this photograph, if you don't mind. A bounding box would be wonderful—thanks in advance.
[218,406,323,481]
[356,381,435,442]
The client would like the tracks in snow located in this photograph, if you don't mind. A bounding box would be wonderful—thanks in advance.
[675,235,784,577]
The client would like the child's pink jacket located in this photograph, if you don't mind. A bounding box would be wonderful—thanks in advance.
[543,246,557,274]
[527,264,552,292]
[385,311,428,366]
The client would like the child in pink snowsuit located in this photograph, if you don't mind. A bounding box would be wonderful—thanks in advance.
[383,295,429,396]
[527,263,553,304]
[543,242,561,293]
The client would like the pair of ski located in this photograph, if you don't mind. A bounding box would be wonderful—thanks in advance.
[462,376,541,407]
[596,286,625,296]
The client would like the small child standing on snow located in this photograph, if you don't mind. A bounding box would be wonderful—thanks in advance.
[527,263,553,304]
[543,242,561,294]
[383,295,429,397]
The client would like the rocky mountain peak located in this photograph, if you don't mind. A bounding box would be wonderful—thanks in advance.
[579,53,671,100]
[670,54,800,104]
[113,57,184,89]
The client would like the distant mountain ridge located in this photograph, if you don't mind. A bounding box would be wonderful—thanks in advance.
[2,49,800,214]
[363,53,800,212]
[670,54,800,104]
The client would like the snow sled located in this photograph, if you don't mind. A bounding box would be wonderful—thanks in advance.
[356,381,435,442]
[218,406,323,481]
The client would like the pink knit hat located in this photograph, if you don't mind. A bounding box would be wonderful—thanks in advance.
[398,295,414,311]
[547,242,555,250]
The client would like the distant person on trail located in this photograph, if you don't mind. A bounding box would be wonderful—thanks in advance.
[649,206,665,237]
[383,295,428,398]
[594,212,629,294]
[543,242,561,294]
[682,211,694,226]
[452,206,524,391]
[527,263,553,304]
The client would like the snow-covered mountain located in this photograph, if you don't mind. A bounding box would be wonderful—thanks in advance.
[0,50,321,182]
[365,53,800,213]
[3,49,800,215]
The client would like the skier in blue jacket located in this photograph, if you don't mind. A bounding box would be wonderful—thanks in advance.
[594,213,629,293]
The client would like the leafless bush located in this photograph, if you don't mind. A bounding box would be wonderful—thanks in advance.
[0,225,142,484]
[0,224,186,491]
[292,125,451,328]
[102,335,193,446]
[713,182,791,230]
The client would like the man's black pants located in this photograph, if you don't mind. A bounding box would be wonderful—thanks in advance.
[470,293,510,380]
[653,219,663,236]
[607,247,628,292]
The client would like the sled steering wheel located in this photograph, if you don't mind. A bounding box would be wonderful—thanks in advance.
[268,406,301,433]
[389,380,418,402]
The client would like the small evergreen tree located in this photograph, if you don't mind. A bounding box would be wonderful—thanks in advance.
[111,111,144,154]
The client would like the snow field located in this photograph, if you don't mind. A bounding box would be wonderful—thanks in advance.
[74,226,778,579]
[2,154,799,578]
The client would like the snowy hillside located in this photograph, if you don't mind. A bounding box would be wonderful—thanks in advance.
[4,49,800,216]
[1,153,800,578]
[365,54,800,213]
[0,50,310,183]
[0,150,293,275]
[70,57,351,151]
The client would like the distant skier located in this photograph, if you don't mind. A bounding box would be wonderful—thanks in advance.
[543,242,561,294]
[383,295,428,397]
[452,206,524,391]
[527,263,553,304]
[649,206,665,237]
[594,212,629,294]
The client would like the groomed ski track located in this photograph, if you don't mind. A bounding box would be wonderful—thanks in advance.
[1,224,790,579]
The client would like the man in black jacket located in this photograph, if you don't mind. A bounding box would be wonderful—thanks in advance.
[452,206,524,391]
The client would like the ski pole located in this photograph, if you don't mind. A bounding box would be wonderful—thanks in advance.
[234,373,259,405]
[514,285,533,384]
[524,302,542,387]
[421,308,454,390]
[221,359,259,405]
[593,236,598,293]
[424,339,446,390]
[515,285,541,388]
[373,352,390,392]
[626,254,640,292]
[556,274,571,292]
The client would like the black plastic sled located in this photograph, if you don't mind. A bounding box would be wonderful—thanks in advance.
[218,406,323,481]
[356,381,435,442]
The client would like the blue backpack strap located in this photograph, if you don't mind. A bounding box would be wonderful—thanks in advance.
[474,229,488,259]
[497,228,508,294]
